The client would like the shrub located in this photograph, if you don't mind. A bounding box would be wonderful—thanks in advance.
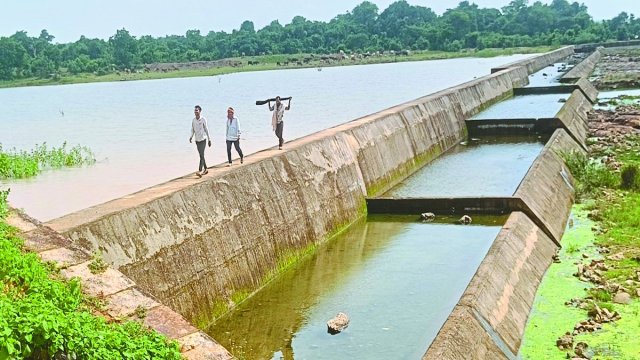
[561,151,618,199]
[620,164,640,190]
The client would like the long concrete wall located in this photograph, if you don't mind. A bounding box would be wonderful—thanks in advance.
[423,211,559,360]
[561,49,602,83]
[490,46,574,74]
[47,62,534,327]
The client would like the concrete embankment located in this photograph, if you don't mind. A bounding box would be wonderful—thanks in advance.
[490,46,574,74]
[46,62,532,328]
[561,49,602,83]
[423,122,587,359]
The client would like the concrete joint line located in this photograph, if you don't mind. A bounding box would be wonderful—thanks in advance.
[472,308,517,360]
[513,198,561,247]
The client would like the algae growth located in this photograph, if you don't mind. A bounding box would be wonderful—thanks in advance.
[521,203,640,359]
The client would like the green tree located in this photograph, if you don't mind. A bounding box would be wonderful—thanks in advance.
[109,28,137,69]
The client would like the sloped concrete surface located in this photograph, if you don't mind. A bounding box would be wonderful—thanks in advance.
[424,212,559,359]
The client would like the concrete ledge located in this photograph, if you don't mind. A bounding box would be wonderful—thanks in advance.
[491,46,574,74]
[466,118,558,137]
[424,211,559,359]
[575,40,640,53]
[561,49,602,83]
[7,209,232,360]
[513,80,598,104]
[513,129,583,244]
[366,197,520,215]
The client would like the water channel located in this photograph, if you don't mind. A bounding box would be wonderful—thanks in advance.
[470,93,568,120]
[208,214,507,360]
[207,72,576,359]
[384,136,546,198]
[0,55,534,221]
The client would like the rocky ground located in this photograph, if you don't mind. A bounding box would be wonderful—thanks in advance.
[590,47,640,89]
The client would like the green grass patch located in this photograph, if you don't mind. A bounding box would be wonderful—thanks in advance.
[0,192,182,359]
[0,142,95,179]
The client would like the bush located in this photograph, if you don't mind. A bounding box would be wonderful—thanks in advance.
[0,191,182,359]
[561,151,618,199]
[621,164,640,190]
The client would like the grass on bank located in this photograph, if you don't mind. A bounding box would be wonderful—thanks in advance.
[0,46,559,89]
[0,190,183,359]
[523,117,640,358]
[0,142,95,179]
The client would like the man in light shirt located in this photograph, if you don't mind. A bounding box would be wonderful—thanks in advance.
[225,107,244,167]
[268,96,292,150]
[189,105,211,177]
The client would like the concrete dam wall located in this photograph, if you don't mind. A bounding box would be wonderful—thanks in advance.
[46,63,541,327]
[43,46,580,356]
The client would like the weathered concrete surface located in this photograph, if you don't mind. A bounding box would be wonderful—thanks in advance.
[561,49,602,83]
[6,209,232,360]
[555,89,591,150]
[575,40,640,53]
[366,197,521,215]
[513,129,584,244]
[512,79,598,104]
[424,211,559,360]
[46,63,533,328]
[575,77,599,103]
[491,46,574,74]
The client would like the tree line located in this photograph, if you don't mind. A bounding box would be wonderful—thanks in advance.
[1,0,639,81]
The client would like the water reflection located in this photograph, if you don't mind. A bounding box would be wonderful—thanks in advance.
[0,55,534,221]
[208,215,505,360]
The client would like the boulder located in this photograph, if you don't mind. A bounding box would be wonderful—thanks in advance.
[327,312,350,335]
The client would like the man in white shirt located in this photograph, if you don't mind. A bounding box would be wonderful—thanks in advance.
[225,107,244,167]
[189,105,211,177]
[268,96,292,150]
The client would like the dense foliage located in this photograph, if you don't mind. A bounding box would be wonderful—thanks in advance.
[0,142,95,179]
[0,0,638,81]
[0,190,183,359]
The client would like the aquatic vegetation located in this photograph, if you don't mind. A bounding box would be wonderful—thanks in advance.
[0,141,95,179]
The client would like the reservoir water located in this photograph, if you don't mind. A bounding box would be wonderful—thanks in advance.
[0,55,533,221]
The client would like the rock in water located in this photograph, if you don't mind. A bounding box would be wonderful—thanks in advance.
[458,215,472,225]
[327,312,350,335]
[419,212,435,222]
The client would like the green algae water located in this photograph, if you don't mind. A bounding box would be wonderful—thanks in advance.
[207,214,506,360]
[384,136,545,198]
[520,207,640,360]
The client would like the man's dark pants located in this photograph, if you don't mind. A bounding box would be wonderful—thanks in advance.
[196,140,207,171]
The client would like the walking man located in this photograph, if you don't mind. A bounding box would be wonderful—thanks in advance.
[189,105,211,177]
[268,96,292,150]
[225,107,244,166]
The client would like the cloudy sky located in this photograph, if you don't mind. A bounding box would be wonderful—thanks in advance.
[1,0,638,43]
